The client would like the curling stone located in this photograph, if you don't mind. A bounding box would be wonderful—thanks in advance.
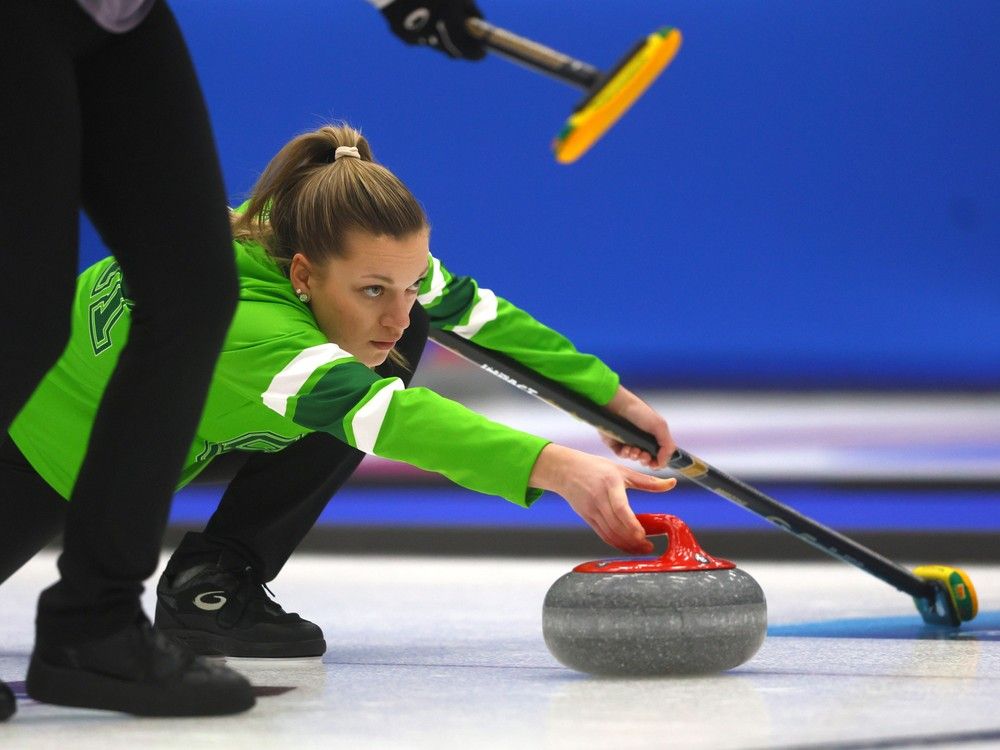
[543,514,766,676]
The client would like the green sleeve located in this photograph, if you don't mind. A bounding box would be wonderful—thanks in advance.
[417,255,620,405]
[261,345,549,507]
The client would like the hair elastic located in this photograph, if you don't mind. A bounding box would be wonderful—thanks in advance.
[334,146,361,161]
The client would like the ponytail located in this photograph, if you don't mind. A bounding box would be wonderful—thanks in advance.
[232,124,427,272]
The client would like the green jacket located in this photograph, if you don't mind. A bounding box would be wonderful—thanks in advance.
[10,240,619,506]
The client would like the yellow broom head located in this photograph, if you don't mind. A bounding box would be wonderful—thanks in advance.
[913,565,979,623]
[552,27,682,164]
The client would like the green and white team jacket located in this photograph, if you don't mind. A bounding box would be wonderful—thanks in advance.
[9,240,620,506]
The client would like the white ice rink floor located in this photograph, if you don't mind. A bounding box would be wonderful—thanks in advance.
[2,551,999,750]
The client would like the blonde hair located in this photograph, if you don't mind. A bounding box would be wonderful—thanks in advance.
[231,123,427,269]
[233,124,427,369]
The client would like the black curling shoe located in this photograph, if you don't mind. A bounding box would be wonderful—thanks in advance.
[154,564,326,658]
[25,616,255,716]
[1,679,15,721]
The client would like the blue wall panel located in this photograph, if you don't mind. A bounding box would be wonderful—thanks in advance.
[171,484,1000,532]
[79,0,1000,386]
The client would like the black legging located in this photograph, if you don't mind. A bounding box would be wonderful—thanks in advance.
[0,0,237,644]
[0,306,430,592]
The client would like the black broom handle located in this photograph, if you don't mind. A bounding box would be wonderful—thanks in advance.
[465,17,600,90]
[428,328,938,603]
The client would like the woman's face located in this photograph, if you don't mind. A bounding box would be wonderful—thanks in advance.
[291,228,430,367]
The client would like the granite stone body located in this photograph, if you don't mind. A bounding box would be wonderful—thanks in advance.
[543,567,767,676]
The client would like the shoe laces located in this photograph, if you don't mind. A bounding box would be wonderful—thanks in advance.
[236,567,278,604]
[217,568,286,627]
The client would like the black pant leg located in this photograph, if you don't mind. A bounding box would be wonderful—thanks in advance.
[169,434,366,583]
[0,1,91,435]
[0,438,69,586]
[36,0,239,644]
[167,305,431,583]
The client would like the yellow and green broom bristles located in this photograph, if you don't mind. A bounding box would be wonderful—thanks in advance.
[913,564,979,624]
[553,27,682,164]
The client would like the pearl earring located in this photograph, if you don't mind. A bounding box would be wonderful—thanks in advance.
[296,288,311,303]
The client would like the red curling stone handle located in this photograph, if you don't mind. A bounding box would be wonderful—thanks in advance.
[573,513,735,574]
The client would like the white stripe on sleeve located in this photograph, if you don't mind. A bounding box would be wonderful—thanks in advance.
[262,343,354,417]
[451,287,498,339]
[350,379,405,453]
[416,256,446,306]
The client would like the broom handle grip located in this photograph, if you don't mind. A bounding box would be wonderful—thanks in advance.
[466,17,600,90]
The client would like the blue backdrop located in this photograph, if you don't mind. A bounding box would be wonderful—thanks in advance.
[80,0,1000,387]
